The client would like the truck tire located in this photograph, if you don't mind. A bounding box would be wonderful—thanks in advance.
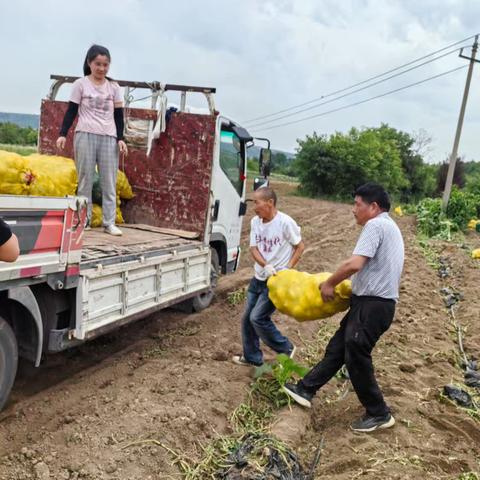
[0,316,18,411]
[191,249,220,312]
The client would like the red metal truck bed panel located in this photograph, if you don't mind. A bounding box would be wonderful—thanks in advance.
[39,100,216,240]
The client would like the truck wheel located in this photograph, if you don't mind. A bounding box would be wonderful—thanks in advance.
[191,249,220,312]
[0,316,18,410]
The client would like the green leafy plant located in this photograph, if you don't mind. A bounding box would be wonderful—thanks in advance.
[227,287,247,306]
[255,353,309,386]
[446,187,480,230]
[458,473,480,480]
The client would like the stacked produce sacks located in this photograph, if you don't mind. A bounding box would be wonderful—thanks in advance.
[267,270,352,322]
[0,150,134,225]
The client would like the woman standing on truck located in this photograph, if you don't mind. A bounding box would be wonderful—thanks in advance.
[56,44,127,236]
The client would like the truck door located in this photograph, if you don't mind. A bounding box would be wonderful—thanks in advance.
[211,125,247,273]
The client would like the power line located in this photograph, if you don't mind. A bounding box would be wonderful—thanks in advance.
[247,46,468,129]
[243,34,478,125]
[252,65,467,133]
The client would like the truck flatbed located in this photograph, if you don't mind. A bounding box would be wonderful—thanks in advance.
[81,224,202,267]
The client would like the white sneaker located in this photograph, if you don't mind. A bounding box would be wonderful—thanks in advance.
[104,225,122,236]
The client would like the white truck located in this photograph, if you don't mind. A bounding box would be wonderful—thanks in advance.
[0,76,271,409]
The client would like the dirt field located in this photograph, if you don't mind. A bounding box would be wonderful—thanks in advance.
[1,181,479,479]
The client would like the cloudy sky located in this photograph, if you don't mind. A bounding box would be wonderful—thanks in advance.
[1,0,479,162]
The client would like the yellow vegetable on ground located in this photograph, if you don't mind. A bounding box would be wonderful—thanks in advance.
[267,270,352,322]
[472,248,480,259]
[467,219,479,230]
[394,206,403,217]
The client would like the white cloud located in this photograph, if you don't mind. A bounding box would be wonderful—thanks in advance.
[1,0,479,161]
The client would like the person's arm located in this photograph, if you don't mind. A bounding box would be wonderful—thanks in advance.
[114,106,125,141]
[287,240,305,269]
[113,83,128,156]
[0,233,20,262]
[250,246,267,267]
[56,101,79,150]
[320,255,368,301]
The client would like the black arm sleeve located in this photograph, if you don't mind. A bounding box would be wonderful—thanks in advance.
[59,101,79,137]
[0,218,12,247]
[114,107,125,141]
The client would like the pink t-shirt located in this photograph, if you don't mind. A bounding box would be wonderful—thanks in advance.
[70,77,123,137]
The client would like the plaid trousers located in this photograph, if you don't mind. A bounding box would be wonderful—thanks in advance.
[74,132,118,227]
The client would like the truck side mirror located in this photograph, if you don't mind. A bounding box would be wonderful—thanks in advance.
[259,148,271,177]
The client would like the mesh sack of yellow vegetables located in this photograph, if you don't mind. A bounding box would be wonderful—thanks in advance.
[267,270,352,322]
[91,170,134,204]
[0,150,59,195]
[117,170,134,200]
[91,204,125,228]
[27,154,77,196]
[0,151,30,195]
[0,150,77,196]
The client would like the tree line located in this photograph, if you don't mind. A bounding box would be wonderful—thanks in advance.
[0,122,37,145]
[293,123,478,203]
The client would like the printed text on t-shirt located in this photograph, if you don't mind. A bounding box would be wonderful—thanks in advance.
[256,234,281,253]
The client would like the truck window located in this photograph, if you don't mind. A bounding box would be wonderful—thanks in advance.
[220,130,244,196]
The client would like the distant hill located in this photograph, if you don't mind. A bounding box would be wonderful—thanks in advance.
[247,145,295,161]
[0,112,39,129]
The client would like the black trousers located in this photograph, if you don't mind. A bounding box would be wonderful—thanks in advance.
[300,295,395,417]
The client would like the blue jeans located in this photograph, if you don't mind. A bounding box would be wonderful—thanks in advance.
[241,277,293,365]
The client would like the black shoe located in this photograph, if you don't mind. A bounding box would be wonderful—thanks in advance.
[282,382,314,408]
[350,413,395,433]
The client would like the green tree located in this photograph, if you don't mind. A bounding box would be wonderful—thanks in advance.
[372,124,436,202]
[0,122,38,145]
[436,158,466,195]
[295,127,409,199]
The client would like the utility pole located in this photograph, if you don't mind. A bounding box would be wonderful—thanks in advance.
[442,35,479,210]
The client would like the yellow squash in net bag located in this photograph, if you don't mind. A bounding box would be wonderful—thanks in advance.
[90,203,125,228]
[117,170,134,200]
[0,150,133,200]
[267,270,352,322]
[0,150,77,196]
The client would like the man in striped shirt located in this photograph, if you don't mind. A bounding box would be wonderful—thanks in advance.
[283,183,404,433]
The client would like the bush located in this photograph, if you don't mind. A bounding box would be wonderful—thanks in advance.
[294,125,429,201]
[446,187,480,229]
[0,122,37,145]
[416,188,480,238]
[416,198,451,238]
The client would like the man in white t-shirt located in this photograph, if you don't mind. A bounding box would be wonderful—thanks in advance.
[232,187,305,367]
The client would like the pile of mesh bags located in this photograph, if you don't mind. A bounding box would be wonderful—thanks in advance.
[0,150,133,226]
[267,270,352,322]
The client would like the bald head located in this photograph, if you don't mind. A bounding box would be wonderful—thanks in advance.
[254,186,277,206]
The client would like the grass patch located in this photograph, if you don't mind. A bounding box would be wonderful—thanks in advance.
[0,143,37,156]
[298,320,337,367]
[417,236,441,269]
[458,473,480,480]
[227,287,247,306]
